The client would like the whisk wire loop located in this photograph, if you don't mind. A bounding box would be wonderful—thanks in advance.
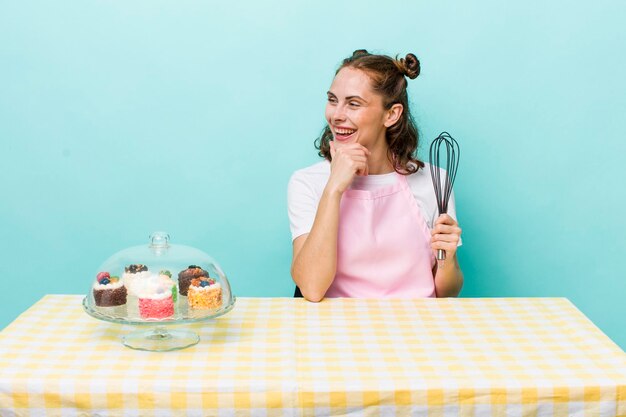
[429,132,460,216]
[428,132,460,264]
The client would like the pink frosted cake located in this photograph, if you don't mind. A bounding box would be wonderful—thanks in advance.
[134,275,175,319]
[92,272,127,307]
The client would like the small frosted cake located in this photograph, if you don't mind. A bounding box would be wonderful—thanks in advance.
[135,276,175,319]
[188,277,222,310]
[158,270,178,303]
[123,264,150,296]
[178,265,209,296]
[92,272,127,307]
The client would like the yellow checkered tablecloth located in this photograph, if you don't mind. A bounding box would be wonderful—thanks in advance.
[0,295,624,416]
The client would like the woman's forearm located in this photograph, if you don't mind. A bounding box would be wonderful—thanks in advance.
[291,187,343,302]
[433,254,464,297]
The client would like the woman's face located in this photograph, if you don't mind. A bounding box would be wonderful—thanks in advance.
[325,67,389,150]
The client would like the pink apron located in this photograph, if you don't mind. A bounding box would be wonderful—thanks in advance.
[325,172,436,298]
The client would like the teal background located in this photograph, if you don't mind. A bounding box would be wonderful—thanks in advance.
[1,1,624,349]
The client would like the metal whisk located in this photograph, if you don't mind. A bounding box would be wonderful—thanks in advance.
[428,132,460,267]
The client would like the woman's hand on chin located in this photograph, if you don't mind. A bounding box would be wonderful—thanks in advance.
[327,140,370,194]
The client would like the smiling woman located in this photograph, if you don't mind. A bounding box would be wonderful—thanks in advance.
[319,49,422,175]
[288,49,464,302]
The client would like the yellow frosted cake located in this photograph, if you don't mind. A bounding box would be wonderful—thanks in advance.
[187,277,222,310]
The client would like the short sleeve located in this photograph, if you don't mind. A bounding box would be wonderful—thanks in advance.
[287,172,319,241]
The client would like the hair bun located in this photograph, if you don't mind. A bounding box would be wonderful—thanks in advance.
[398,53,420,79]
[352,49,370,58]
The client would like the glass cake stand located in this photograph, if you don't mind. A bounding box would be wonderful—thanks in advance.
[83,232,236,351]
[82,296,236,351]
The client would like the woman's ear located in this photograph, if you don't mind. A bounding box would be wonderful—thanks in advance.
[384,103,404,127]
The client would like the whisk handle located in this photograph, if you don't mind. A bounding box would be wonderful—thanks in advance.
[437,249,446,261]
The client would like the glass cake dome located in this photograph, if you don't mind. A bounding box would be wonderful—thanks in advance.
[82,232,236,351]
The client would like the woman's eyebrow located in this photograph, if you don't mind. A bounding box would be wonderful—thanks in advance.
[327,91,368,103]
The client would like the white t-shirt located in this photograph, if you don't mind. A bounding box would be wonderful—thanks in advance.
[287,160,461,242]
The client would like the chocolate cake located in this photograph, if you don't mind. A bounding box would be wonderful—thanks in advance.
[177,265,209,296]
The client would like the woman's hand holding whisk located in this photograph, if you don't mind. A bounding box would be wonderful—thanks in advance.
[430,214,462,259]
[430,213,463,297]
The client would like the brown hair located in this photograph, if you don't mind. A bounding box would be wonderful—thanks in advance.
[314,49,424,174]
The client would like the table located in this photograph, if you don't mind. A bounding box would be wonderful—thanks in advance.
[0,295,625,416]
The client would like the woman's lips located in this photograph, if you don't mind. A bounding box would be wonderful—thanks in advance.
[334,127,357,142]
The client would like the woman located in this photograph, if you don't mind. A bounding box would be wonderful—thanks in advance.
[288,50,463,302]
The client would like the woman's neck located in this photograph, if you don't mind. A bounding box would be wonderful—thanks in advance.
[367,141,395,175]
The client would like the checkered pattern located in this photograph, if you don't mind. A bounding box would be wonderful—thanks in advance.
[0,296,624,416]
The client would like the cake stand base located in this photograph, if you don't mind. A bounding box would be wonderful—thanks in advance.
[122,326,199,351]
